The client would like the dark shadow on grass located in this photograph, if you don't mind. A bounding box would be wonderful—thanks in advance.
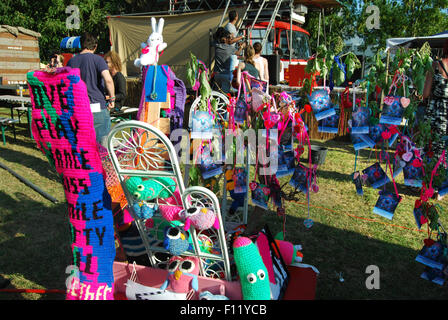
[242,206,448,300]
[0,191,70,300]
[0,147,60,183]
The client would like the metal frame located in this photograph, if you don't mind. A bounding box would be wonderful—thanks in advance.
[106,120,232,281]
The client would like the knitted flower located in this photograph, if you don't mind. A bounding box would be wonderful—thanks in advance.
[411,159,423,168]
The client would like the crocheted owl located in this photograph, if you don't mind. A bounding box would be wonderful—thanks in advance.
[160,256,200,293]
[180,207,220,231]
[163,226,192,256]
[126,176,176,201]
[233,236,271,300]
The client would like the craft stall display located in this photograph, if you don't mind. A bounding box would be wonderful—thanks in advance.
[345,44,448,285]
[103,18,319,300]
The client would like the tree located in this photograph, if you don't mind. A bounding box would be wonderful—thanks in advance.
[303,0,448,54]
[0,0,124,62]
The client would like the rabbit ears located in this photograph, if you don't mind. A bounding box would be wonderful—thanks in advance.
[151,17,164,34]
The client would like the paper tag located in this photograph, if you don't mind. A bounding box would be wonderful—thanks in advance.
[90,103,101,113]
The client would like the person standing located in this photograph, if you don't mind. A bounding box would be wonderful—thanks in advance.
[224,10,244,80]
[423,40,448,161]
[253,42,269,85]
[236,44,260,89]
[214,27,244,93]
[67,32,115,146]
[104,51,127,112]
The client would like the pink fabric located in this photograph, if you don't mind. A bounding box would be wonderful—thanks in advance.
[256,233,276,284]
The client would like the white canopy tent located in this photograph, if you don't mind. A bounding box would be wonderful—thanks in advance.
[386,31,448,52]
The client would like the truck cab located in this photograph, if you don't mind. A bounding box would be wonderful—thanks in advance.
[248,20,312,85]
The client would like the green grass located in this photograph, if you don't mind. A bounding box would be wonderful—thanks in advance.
[0,116,448,300]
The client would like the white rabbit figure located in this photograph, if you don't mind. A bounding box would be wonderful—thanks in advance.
[134,17,167,67]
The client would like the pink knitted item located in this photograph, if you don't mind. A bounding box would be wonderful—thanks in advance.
[158,189,183,221]
[275,240,294,265]
[255,232,276,284]
[27,68,115,300]
[233,236,252,248]
[159,204,183,221]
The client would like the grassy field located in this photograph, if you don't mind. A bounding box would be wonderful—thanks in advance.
[0,114,448,300]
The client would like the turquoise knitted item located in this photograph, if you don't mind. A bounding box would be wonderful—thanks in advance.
[126,176,176,201]
[233,237,271,300]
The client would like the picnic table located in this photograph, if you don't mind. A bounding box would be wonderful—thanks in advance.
[0,94,33,139]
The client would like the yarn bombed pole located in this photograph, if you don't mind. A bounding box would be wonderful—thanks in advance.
[26,67,116,300]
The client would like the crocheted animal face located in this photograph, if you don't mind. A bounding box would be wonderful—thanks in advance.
[164,256,200,293]
[125,176,176,201]
[180,207,219,231]
[163,226,192,256]
[233,237,270,300]
[134,17,167,67]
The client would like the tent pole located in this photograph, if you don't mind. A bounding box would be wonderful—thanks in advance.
[289,0,293,65]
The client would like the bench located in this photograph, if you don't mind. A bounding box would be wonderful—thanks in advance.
[13,105,29,123]
[0,117,19,145]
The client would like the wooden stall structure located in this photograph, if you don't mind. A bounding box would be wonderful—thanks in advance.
[0,25,41,87]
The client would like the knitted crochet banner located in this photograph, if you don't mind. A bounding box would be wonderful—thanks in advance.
[26,67,115,300]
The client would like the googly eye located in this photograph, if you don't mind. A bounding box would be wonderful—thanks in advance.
[167,227,181,239]
[137,184,145,191]
[179,260,195,273]
[186,207,200,217]
[133,192,141,199]
[257,269,266,280]
[247,273,257,284]
[168,260,180,272]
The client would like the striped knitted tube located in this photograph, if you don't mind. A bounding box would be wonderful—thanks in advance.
[27,67,115,300]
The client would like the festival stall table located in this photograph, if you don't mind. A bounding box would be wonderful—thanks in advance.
[0,94,32,140]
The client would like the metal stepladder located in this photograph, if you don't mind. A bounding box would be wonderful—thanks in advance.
[107,120,232,281]
[219,0,288,49]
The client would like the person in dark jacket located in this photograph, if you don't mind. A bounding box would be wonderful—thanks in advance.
[104,51,127,111]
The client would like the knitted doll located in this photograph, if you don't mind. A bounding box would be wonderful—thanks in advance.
[163,226,192,256]
[233,237,271,300]
[160,256,200,293]
[273,232,303,265]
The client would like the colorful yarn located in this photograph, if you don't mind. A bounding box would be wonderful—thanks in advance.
[125,176,176,201]
[27,68,115,300]
[233,237,271,300]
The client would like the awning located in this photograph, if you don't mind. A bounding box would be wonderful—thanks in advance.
[386,31,448,51]
[60,36,81,49]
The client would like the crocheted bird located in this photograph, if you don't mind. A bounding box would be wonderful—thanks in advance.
[163,226,192,256]
[126,176,176,201]
[160,256,200,293]
[233,236,271,300]
[180,207,220,231]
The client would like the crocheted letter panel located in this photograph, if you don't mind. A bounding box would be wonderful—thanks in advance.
[27,68,115,300]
